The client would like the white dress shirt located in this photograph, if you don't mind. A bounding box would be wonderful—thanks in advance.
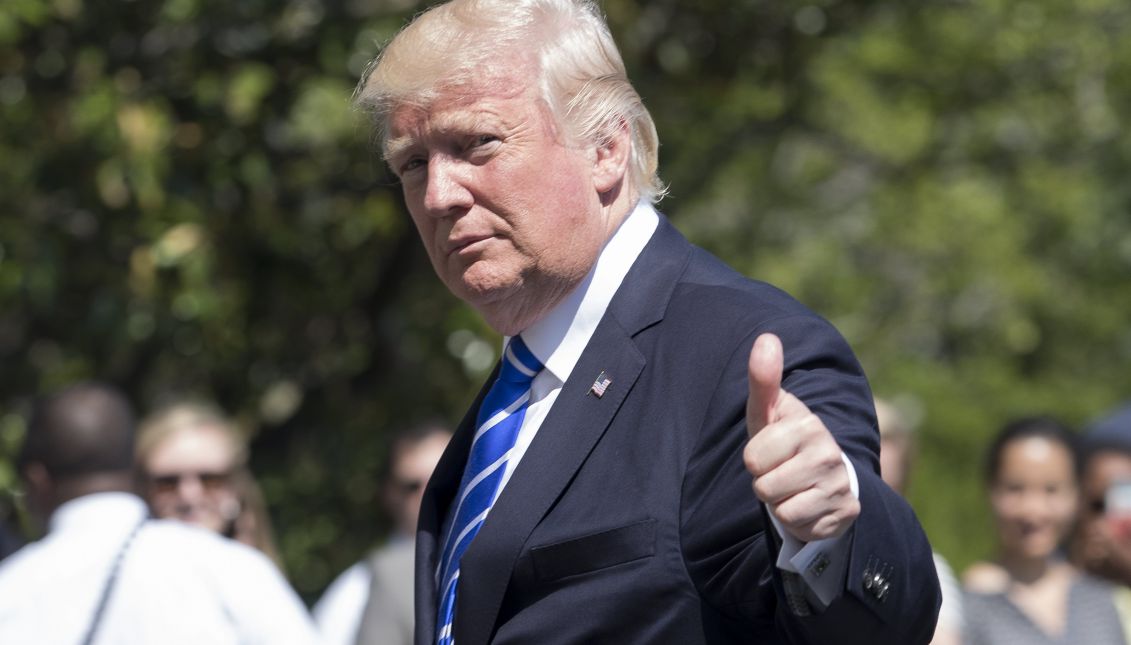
[498,200,660,492]
[312,560,370,645]
[0,492,319,645]
[495,201,858,607]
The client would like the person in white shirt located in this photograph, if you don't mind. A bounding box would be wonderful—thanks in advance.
[314,423,451,645]
[0,381,320,645]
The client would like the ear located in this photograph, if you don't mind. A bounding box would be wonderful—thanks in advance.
[22,462,55,528]
[592,118,631,195]
[23,462,51,498]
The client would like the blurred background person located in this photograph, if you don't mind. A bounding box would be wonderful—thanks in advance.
[136,400,281,567]
[962,416,1125,644]
[875,396,963,645]
[1072,401,1131,642]
[0,526,20,562]
[313,422,452,645]
[0,382,318,643]
[0,506,22,563]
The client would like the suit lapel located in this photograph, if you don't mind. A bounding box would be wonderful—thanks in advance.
[451,217,694,645]
[414,369,496,645]
[454,319,643,645]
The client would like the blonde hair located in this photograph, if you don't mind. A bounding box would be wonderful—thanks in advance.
[136,401,247,468]
[355,0,666,202]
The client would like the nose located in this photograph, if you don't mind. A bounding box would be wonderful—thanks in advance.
[176,474,206,502]
[422,155,473,216]
[1017,488,1058,522]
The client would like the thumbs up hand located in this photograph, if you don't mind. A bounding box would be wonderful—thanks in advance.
[744,333,860,543]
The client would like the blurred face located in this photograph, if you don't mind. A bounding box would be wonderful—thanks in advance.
[1081,452,1131,526]
[880,433,911,495]
[385,64,616,335]
[143,424,240,534]
[990,437,1078,561]
[1075,450,1131,581]
[386,433,450,536]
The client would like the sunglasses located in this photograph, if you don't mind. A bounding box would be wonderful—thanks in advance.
[391,478,427,496]
[148,470,232,494]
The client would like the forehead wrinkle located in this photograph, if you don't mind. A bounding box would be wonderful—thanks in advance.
[435,107,504,137]
[384,99,530,163]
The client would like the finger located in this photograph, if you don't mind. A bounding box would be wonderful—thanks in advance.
[743,421,800,481]
[768,487,860,542]
[747,333,783,438]
[743,403,815,478]
[750,427,845,503]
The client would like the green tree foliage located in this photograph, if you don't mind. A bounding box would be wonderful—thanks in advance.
[631,0,1131,569]
[0,0,485,595]
[1,0,1129,597]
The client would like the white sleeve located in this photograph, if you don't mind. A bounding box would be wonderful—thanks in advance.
[933,553,964,631]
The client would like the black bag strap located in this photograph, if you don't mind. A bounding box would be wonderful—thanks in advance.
[81,518,146,645]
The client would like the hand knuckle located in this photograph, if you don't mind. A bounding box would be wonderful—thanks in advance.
[801,412,824,434]
[753,477,773,502]
[743,447,762,475]
[775,505,797,526]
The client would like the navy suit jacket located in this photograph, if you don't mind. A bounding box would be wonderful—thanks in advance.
[415,216,941,644]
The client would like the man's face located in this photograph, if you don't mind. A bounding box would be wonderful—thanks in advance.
[385,69,613,334]
[1081,451,1131,526]
[1075,450,1131,582]
[386,433,450,536]
[879,433,911,495]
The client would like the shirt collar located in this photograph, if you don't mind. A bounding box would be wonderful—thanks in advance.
[49,492,148,535]
[517,200,659,384]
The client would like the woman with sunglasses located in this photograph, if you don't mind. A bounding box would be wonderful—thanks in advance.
[136,401,281,567]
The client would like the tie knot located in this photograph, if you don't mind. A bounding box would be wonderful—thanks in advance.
[499,336,542,384]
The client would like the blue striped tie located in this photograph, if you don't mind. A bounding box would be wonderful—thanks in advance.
[435,336,543,645]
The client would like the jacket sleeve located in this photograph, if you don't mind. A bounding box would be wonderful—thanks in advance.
[680,312,942,644]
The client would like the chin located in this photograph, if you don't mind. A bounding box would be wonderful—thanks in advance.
[453,271,525,310]
[1021,543,1057,560]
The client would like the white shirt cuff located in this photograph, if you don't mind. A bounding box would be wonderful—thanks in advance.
[769,451,859,608]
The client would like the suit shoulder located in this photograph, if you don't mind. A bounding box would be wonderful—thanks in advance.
[671,245,826,329]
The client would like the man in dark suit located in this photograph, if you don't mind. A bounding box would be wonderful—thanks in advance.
[355,1,941,643]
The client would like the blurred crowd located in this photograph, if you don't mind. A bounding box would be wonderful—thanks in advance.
[878,396,1131,645]
[2,380,1131,644]
[0,381,449,645]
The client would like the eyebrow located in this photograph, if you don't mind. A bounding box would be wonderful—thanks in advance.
[383,136,415,163]
[384,109,508,162]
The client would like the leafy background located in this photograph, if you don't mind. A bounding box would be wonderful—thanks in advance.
[1,0,1129,601]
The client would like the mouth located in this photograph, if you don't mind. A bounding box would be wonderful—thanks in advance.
[1014,523,1057,543]
[447,234,494,256]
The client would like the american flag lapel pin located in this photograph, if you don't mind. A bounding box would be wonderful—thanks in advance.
[589,370,612,398]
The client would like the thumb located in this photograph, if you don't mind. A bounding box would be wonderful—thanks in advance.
[747,333,783,438]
